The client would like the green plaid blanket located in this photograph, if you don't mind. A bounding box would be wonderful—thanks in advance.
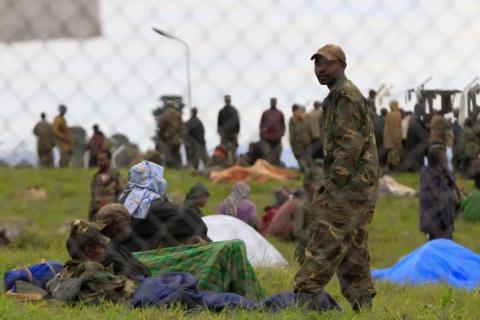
[133,240,265,300]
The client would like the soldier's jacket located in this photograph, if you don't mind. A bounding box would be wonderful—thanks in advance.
[309,109,323,140]
[47,260,136,304]
[289,114,312,150]
[52,115,73,151]
[430,114,454,147]
[320,76,379,203]
[90,168,125,213]
[33,120,55,151]
[458,123,480,160]
[158,106,182,145]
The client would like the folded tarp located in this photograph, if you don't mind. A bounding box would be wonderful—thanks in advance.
[372,239,480,290]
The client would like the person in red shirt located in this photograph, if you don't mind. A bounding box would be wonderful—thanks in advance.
[259,98,286,166]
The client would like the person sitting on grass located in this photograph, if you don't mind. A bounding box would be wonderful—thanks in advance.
[217,181,259,230]
[460,170,480,222]
[419,143,461,240]
[183,183,210,216]
[88,150,124,222]
[52,220,138,304]
[119,160,210,251]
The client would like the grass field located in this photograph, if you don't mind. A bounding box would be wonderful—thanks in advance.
[0,168,479,319]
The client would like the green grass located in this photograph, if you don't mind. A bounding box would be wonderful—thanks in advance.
[0,168,479,319]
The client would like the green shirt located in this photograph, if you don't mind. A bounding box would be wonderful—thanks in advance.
[460,189,480,222]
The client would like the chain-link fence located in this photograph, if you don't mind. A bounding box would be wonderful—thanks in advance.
[1,0,480,167]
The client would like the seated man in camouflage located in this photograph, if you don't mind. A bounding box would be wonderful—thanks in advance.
[47,220,137,304]
[95,204,265,300]
[88,150,125,221]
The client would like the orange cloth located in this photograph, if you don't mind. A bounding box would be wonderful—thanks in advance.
[209,159,297,183]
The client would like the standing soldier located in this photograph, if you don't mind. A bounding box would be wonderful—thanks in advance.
[309,101,323,160]
[33,112,55,168]
[259,97,286,166]
[52,104,73,168]
[289,105,314,173]
[184,107,210,169]
[383,100,403,171]
[86,124,106,168]
[217,95,240,164]
[88,150,125,221]
[294,44,379,312]
[158,101,183,168]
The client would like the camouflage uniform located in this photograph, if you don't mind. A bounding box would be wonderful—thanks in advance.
[289,112,314,173]
[49,220,136,304]
[33,119,55,167]
[294,71,379,306]
[89,168,125,221]
[158,104,183,168]
[430,114,454,147]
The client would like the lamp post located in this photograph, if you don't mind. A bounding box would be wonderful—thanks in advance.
[153,27,192,109]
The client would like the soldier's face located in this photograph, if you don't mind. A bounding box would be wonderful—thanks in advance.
[84,244,106,264]
[314,56,343,86]
[225,96,231,105]
[97,153,110,170]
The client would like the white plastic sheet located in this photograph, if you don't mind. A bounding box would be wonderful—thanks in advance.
[203,215,288,267]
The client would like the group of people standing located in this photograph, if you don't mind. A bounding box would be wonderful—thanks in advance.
[33,105,73,168]
[33,105,109,168]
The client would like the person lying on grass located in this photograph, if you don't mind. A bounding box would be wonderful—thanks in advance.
[50,219,341,312]
[95,204,264,300]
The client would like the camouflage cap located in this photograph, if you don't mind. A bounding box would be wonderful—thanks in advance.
[310,44,346,65]
[95,204,130,230]
[69,219,110,246]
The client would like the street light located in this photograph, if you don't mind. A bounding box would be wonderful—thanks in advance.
[153,27,192,109]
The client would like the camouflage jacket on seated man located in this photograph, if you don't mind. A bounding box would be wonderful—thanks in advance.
[46,260,137,305]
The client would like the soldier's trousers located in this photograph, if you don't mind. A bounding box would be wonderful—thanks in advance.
[220,134,238,163]
[159,139,182,168]
[59,149,72,168]
[186,142,210,169]
[38,149,54,168]
[293,146,314,173]
[260,139,282,166]
[294,195,376,304]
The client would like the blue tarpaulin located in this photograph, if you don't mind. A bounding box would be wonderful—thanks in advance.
[372,239,480,290]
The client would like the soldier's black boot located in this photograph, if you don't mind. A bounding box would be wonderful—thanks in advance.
[351,295,373,312]
[295,291,342,313]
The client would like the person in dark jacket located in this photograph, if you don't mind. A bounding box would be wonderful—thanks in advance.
[217,95,240,163]
[402,104,428,172]
[86,124,106,167]
[119,161,210,252]
[184,107,210,169]
[419,144,461,240]
[259,97,286,166]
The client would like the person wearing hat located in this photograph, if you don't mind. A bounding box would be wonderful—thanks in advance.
[51,104,73,167]
[49,219,138,303]
[294,44,379,312]
[95,204,151,281]
[419,143,461,240]
[183,183,210,216]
